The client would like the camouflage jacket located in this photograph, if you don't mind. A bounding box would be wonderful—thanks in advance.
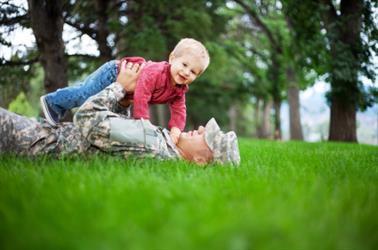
[0,83,180,160]
[74,82,181,160]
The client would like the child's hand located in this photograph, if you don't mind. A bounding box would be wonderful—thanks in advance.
[170,127,181,145]
[116,61,144,92]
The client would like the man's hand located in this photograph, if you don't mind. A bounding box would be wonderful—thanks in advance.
[116,60,144,93]
[170,127,181,145]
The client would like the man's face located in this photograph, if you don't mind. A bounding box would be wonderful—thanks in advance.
[176,125,213,165]
[169,51,205,86]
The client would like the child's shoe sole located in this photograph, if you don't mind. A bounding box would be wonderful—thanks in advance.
[40,95,59,126]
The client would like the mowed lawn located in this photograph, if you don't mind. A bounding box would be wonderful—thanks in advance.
[0,139,377,250]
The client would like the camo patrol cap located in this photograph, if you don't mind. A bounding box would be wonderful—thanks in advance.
[204,118,240,166]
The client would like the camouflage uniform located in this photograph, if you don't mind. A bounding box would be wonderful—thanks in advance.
[0,108,89,156]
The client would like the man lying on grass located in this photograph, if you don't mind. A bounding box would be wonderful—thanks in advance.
[0,62,240,166]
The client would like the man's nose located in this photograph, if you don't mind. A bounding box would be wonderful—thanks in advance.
[197,126,205,134]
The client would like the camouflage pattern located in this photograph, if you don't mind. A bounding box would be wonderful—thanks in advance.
[74,82,180,160]
[0,108,89,156]
[205,118,241,166]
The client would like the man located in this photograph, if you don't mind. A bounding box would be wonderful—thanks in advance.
[0,63,240,166]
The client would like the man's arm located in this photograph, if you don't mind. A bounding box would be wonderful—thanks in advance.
[74,82,160,153]
[74,61,147,151]
[73,82,125,149]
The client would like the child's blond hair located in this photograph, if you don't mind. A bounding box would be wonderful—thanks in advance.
[171,38,210,71]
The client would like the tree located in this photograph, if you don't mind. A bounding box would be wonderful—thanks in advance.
[231,0,309,140]
[286,67,303,140]
[63,0,118,62]
[234,0,285,139]
[284,16,306,140]
[27,0,68,93]
[284,0,378,142]
[0,1,37,108]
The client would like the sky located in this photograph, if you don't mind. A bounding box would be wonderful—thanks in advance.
[2,1,377,145]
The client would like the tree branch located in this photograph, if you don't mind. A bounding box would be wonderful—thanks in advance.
[233,0,279,51]
[0,13,29,26]
[66,53,98,60]
[0,53,98,67]
[63,18,96,40]
[0,57,39,67]
[0,2,27,12]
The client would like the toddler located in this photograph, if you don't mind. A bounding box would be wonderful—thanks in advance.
[40,38,210,144]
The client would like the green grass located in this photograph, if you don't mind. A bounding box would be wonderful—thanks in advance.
[0,139,377,250]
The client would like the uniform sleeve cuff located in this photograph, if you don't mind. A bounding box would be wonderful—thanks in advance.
[113,82,127,100]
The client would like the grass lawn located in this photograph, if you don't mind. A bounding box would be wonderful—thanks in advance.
[0,139,377,250]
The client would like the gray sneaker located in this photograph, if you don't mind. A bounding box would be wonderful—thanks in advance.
[40,95,59,126]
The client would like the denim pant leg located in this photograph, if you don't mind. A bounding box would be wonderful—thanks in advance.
[45,60,118,116]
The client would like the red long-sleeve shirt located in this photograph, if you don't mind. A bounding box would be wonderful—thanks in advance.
[118,57,188,131]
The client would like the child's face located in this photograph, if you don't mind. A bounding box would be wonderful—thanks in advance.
[169,52,206,85]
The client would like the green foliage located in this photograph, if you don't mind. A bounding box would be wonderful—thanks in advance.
[165,9,213,41]
[0,64,34,107]
[8,91,37,117]
[186,42,247,128]
[66,56,99,83]
[0,140,377,249]
[118,0,222,60]
[282,0,378,110]
[281,0,328,71]
[122,17,168,60]
[1,63,43,116]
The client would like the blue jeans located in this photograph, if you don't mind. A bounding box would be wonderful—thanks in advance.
[45,60,118,117]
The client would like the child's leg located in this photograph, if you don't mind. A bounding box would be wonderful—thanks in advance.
[44,60,118,117]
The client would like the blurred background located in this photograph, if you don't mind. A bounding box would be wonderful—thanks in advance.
[0,0,377,144]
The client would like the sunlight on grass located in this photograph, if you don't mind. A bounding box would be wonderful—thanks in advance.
[0,139,377,249]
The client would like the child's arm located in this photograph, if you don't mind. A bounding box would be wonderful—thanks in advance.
[168,94,186,132]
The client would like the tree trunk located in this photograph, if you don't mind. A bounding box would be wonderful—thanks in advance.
[321,0,363,142]
[287,67,303,140]
[329,95,357,142]
[253,97,261,137]
[257,99,272,139]
[94,0,113,62]
[271,53,282,140]
[27,0,67,93]
[273,100,281,140]
[228,104,237,131]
